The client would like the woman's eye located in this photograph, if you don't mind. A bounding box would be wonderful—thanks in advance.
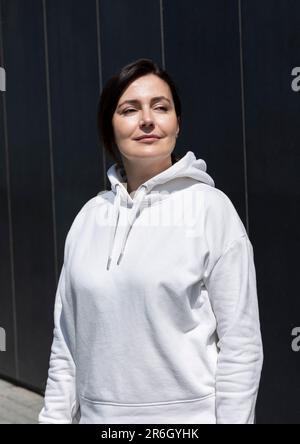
[123,106,167,115]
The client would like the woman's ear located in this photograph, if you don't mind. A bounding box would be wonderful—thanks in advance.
[177,116,181,136]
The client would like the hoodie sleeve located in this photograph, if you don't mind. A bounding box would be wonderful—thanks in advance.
[38,197,100,423]
[38,263,78,424]
[203,234,264,424]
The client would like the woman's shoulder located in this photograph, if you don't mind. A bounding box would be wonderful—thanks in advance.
[65,190,111,246]
[194,183,240,212]
[74,190,110,217]
[194,183,248,246]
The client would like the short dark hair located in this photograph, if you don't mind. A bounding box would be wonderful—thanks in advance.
[97,58,182,169]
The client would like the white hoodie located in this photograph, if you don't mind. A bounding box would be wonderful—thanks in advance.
[39,150,263,424]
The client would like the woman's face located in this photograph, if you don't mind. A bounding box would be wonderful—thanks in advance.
[112,74,180,163]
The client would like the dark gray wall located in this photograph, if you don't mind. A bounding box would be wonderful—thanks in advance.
[0,0,299,424]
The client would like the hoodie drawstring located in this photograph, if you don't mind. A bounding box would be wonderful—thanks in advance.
[106,185,121,271]
[106,184,147,271]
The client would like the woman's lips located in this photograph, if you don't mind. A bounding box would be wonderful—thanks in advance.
[135,137,161,143]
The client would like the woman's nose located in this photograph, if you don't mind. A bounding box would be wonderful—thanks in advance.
[140,107,154,125]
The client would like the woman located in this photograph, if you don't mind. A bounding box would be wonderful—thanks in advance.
[39,58,264,424]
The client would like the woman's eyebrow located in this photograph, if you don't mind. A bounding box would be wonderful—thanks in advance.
[117,96,171,109]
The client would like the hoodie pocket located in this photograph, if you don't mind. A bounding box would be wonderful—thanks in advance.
[78,392,216,424]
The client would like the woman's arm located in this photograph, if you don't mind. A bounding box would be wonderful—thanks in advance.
[38,264,78,424]
[203,234,264,424]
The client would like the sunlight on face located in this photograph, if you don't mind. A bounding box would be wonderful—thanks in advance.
[112,74,180,163]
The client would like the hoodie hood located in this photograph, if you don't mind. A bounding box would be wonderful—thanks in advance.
[105,150,215,270]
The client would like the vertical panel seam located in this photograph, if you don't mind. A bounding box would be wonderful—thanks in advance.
[0,0,19,379]
[42,0,58,283]
[239,0,256,424]
[159,0,166,69]
[238,0,250,236]
[96,0,107,190]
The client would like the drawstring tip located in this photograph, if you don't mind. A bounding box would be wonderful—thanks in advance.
[106,257,112,270]
[116,252,123,266]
